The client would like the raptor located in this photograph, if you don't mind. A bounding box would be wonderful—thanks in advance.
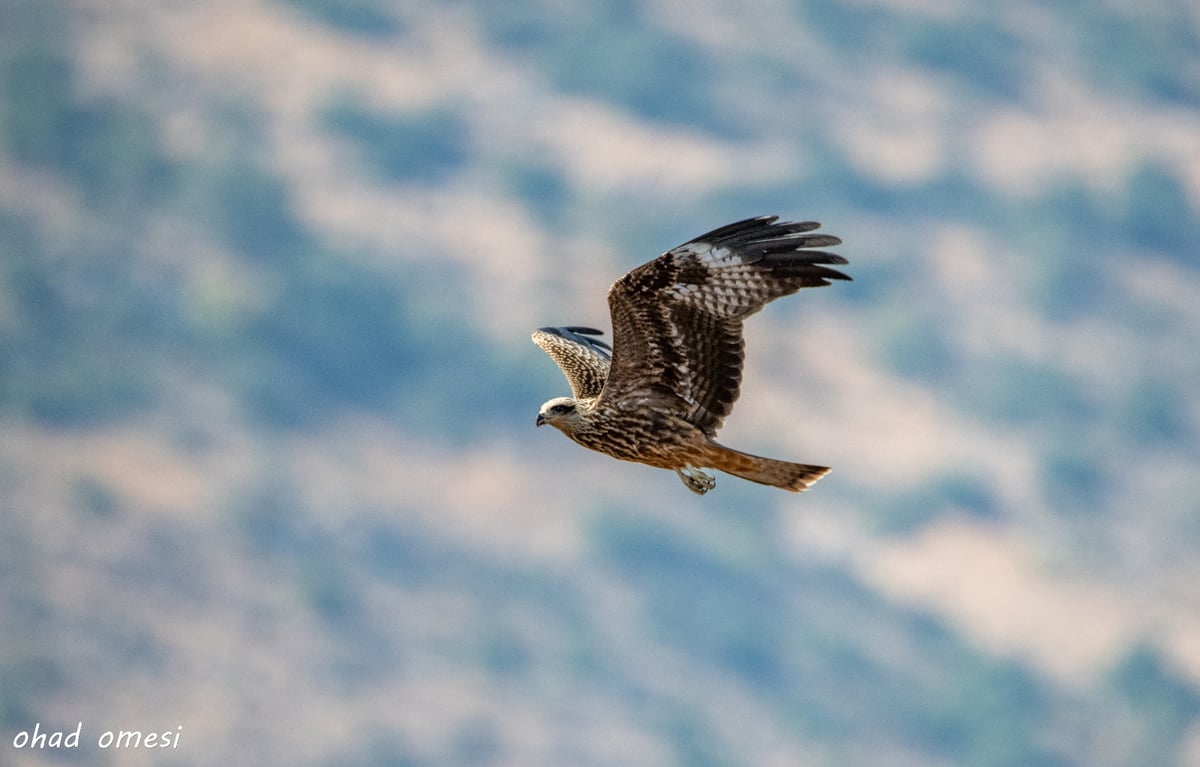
[533,215,849,494]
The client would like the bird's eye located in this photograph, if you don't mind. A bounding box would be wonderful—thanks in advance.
[553,403,574,415]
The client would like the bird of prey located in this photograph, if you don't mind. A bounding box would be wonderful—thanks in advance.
[533,215,849,495]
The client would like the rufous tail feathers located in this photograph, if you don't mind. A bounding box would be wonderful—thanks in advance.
[705,442,830,492]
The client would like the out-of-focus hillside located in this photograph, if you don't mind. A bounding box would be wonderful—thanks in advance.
[2,0,1199,765]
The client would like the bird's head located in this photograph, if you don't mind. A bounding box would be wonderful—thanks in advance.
[536,397,581,432]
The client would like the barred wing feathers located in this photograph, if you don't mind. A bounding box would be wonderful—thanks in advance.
[530,325,612,400]
[600,216,849,436]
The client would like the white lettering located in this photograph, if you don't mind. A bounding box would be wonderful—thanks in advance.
[11,723,81,748]
[114,730,142,748]
[15,723,180,750]
[97,726,180,748]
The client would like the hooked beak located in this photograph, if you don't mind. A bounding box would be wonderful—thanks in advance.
[536,413,546,427]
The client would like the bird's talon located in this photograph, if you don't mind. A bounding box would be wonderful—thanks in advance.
[677,467,716,495]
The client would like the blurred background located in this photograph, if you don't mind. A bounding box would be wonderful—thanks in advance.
[2,0,1199,765]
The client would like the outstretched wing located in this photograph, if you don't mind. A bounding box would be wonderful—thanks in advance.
[531,326,612,399]
[600,215,849,435]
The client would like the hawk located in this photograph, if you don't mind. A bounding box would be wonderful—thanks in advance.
[533,215,850,495]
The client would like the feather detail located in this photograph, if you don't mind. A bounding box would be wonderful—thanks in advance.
[531,326,611,400]
[532,215,849,494]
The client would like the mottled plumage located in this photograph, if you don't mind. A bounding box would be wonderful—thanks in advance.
[533,215,849,494]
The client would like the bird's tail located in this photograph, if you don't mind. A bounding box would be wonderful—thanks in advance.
[705,442,830,492]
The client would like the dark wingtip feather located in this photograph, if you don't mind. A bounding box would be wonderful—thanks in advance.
[775,233,842,248]
[684,216,780,245]
[814,266,853,282]
[537,325,613,354]
[719,217,851,282]
[691,216,845,259]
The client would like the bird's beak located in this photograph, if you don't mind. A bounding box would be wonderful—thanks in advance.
[536,413,546,427]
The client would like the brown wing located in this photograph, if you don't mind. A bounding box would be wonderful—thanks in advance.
[531,326,612,399]
[598,216,849,436]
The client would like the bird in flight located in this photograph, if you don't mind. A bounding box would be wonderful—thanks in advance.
[533,215,849,494]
